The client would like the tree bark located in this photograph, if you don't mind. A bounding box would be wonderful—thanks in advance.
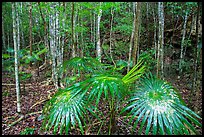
[2,15,6,51]
[179,12,188,76]
[49,3,58,89]
[146,2,150,47]
[193,2,201,113]
[132,2,141,66]
[93,10,96,47]
[127,2,136,72]
[96,2,103,62]
[80,5,84,57]
[38,2,49,64]
[71,2,76,58]
[12,2,21,113]
[20,2,25,48]
[152,3,157,60]
[110,5,116,66]
[90,11,93,43]
[29,3,32,67]
[157,2,164,79]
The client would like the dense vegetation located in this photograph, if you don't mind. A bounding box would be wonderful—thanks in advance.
[2,2,202,135]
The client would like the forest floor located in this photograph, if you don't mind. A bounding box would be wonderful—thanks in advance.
[2,71,202,135]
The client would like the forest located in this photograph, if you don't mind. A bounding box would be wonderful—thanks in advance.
[2,2,202,135]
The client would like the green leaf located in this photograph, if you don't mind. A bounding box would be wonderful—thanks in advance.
[145,110,154,135]
[2,54,11,59]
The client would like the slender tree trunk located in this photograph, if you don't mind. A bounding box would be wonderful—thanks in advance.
[132,2,141,66]
[7,29,10,55]
[12,2,21,113]
[76,5,79,57]
[2,16,6,51]
[127,2,136,72]
[71,2,76,58]
[61,2,65,61]
[152,3,157,60]
[38,2,49,64]
[193,2,200,113]
[157,3,161,77]
[18,2,25,48]
[49,4,58,89]
[80,5,84,57]
[96,2,103,62]
[90,11,93,43]
[29,3,32,67]
[157,2,164,79]
[184,15,194,58]
[146,2,150,47]
[93,11,96,46]
[179,12,188,76]
[160,2,164,79]
[110,5,116,66]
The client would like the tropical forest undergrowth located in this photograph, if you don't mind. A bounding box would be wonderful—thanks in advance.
[2,70,202,135]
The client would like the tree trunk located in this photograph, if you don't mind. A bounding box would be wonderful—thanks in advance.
[90,11,93,43]
[152,3,157,60]
[2,15,6,51]
[179,12,188,76]
[29,3,32,67]
[38,2,49,64]
[160,2,164,79]
[132,2,141,66]
[7,28,10,55]
[80,5,84,57]
[193,2,201,113]
[146,2,150,47]
[20,2,25,48]
[110,5,115,66]
[184,15,195,58]
[71,2,76,58]
[157,2,164,79]
[127,2,136,72]
[93,11,96,47]
[96,2,103,62]
[12,2,21,113]
[49,4,58,89]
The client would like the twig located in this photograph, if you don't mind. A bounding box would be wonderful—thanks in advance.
[30,99,49,109]
[2,83,32,86]
[7,111,43,127]
[8,115,24,127]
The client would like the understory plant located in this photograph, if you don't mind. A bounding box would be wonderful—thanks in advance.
[42,57,202,135]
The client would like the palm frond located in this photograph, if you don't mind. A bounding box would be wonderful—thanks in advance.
[83,74,127,106]
[42,88,89,135]
[121,74,202,135]
[60,57,103,76]
[122,59,146,84]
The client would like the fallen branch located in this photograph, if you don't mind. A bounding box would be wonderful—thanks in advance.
[8,114,24,127]
[30,99,49,109]
[30,89,55,109]
[2,83,32,86]
[7,111,43,127]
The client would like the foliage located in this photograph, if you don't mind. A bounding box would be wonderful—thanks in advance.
[20,127,36,135]
[19,71,32,81]
[42,57,201,135]
[42,57,146,135]
[59,57,104,86]
[121,73,201,135]
[138,49,156,72]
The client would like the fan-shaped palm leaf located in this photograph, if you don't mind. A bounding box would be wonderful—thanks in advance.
[121,74,202,135]
[60,57,103,75]
[42,87,100,135]
[42,73,128,135]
